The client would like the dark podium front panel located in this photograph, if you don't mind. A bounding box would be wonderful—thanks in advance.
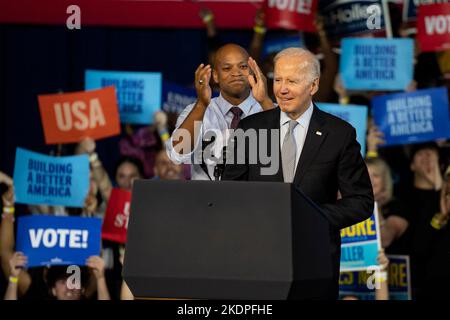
[123,180,332,299]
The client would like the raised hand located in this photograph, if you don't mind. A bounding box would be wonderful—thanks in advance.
[0,171,13,186]
[86,256,106,280]
[195,63,212,107]
[77,137,96,155]
[247,57,273,110]
[9,252,28,277]
[367,121,385,153]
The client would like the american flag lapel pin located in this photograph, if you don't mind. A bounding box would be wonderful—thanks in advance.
[316,131,322,136]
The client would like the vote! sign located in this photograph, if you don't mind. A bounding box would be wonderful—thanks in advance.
[16,215,102,267]
[38,87,120,144]
[101,188,132,244]
[340,203,381,272]
[264,0,317,32]
[371,87,450,147]
[13,148,90,207]
[316,103,368,155]
[417,3,450,52]
[85,70,163,124]
[340,38,414,91]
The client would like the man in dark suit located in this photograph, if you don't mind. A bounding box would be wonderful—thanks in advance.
[222,48,374,299]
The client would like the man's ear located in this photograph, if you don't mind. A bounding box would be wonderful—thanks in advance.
[310,78,320,96]
[212,69,219,84]
[51,287,56,297]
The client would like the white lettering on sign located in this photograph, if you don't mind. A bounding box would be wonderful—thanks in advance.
[425,15,450,35]
[268,0,312,14]
[54,98,106,131]
[29,228,89,248]
[114,202,130,229]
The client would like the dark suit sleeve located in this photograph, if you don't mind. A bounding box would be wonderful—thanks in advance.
[320,127,374,230]
[222,122,249,181]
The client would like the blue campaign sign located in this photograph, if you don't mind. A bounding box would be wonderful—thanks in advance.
[85,69,162,124]
[371,87,450,146]
[262,34,305,58]
[162,81,197,114]
[340,204,381,271]
[340,38,414,91]
[339,271,375,300]
[339,254,412,300]
[13,148,90,207]
[317,103,368,155]
[16,215,102,267]
[320,0,385,37]
[386,255,411,300]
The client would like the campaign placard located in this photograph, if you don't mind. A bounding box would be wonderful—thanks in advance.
[162,81,197,115]
[340,203,381,272]
[386,255,411,300]
[13,148,90,207]
[317,103,368,155]
[339,254,411,300]
[417,3,450,52]
[101,188,132,244]
[320,0,386,37]
[340,38,414,91]
[264,0,317,32]
[371,87,450,146]
[16,215,102,267]
[85,70,162,124]
[38,87,121,144]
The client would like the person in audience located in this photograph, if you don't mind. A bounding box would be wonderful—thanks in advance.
[366,157,409,254]
[1,185,110,300]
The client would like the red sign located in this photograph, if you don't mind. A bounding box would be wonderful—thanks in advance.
[0,0,262,29]
[418,3,450,52]
[264,0,317,32]
[101,188,132,244]
[38,87,121,144]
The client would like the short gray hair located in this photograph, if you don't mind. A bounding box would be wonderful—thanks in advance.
[273,47,320,82]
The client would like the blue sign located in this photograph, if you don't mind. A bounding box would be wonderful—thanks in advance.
[317,103,368,155]
[386,255,411,300]
[339,254,411,300]
[162,81,197,114]
[320,0,385,37]
[85,70,162,124]
[339,270,376,300]
[340,205,381,272]
[371,87,450,146]
[262,34,305,58]
[16,215,102,267]
[13,148,90,207]
[340,38,414,91]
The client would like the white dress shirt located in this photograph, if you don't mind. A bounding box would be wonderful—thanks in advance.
[279,102,314,174]
[166,93,263,180]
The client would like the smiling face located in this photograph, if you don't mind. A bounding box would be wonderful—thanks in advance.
[212,45,251,102]
[273,55,319,119]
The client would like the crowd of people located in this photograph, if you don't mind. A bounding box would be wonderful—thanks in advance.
[0,6,449,300]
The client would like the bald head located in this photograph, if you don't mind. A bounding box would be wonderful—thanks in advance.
[274,48,320,82]
[211,43,251,102]
[214,44,249,70]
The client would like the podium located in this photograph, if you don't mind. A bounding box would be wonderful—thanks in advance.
[123,180,334,299]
